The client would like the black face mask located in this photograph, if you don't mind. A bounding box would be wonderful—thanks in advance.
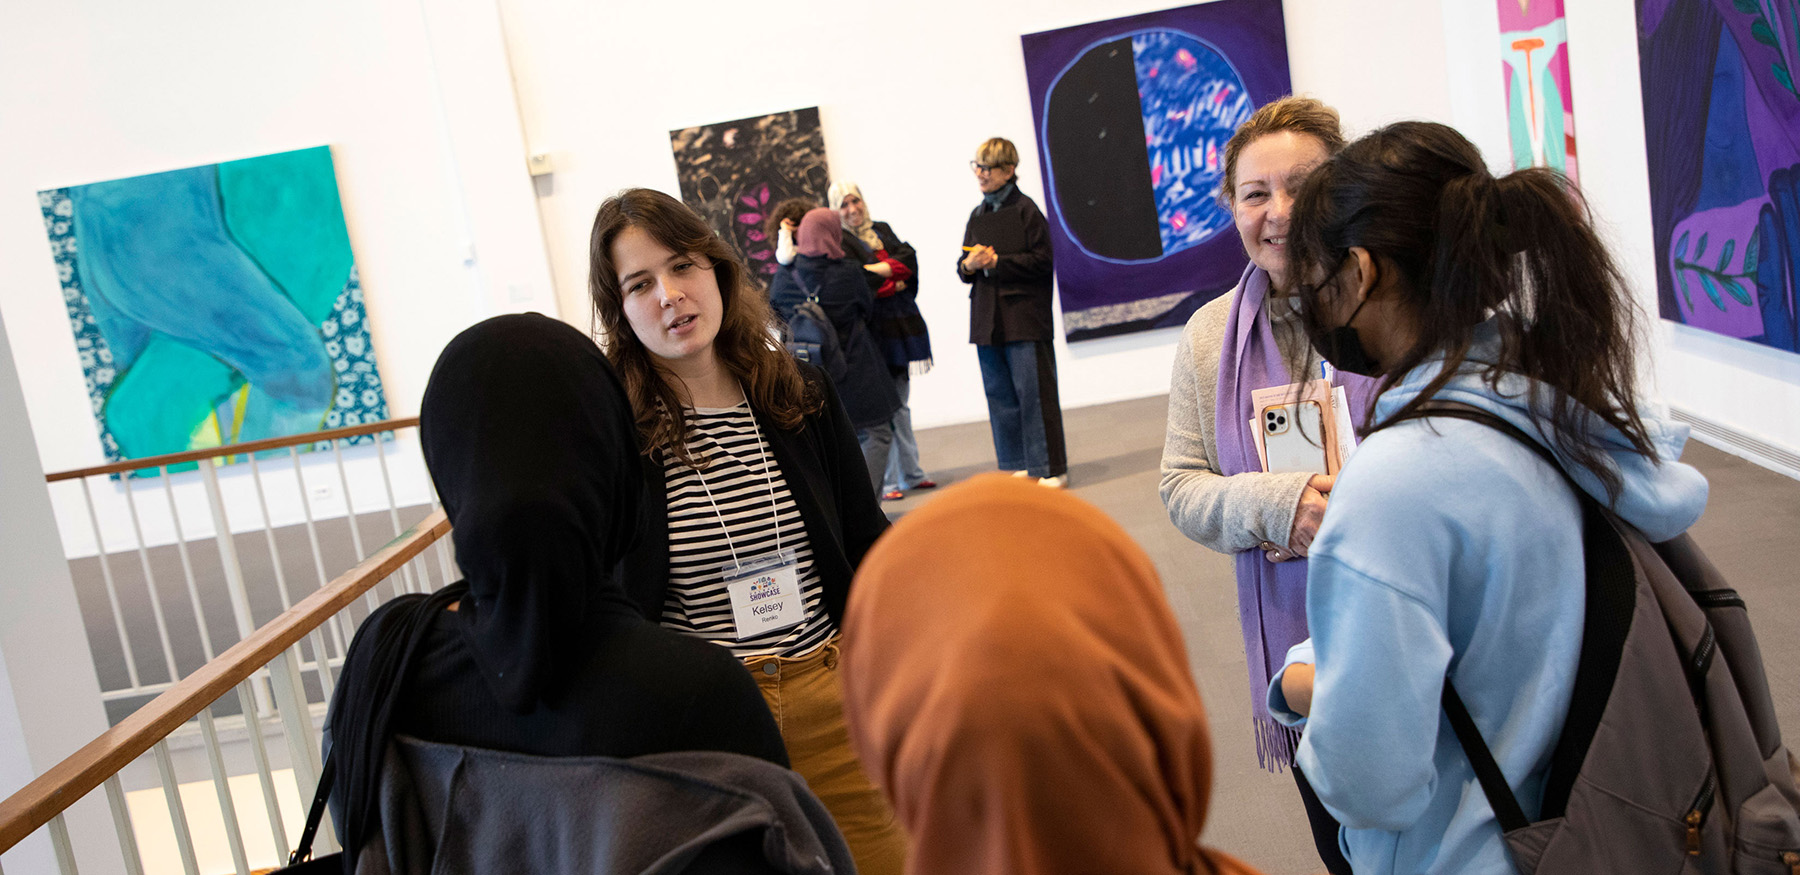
[1308,295,1382,377]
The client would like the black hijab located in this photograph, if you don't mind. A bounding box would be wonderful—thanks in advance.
[326,312,645,870]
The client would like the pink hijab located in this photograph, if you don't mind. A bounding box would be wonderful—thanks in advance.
[796,207,845,259]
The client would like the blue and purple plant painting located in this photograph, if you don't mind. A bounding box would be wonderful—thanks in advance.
[1638,0,1800,353]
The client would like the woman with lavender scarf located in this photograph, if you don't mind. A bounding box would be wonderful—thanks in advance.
[1160,97,1374,875]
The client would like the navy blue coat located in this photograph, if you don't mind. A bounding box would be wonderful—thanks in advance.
[791,254,901,428]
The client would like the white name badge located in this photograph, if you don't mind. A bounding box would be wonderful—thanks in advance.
[724,551,804,639]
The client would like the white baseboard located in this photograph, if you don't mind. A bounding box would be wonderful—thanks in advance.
[1669,407,1800,482]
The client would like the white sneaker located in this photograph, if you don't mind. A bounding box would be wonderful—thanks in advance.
[1037,475,1068,489]
[1010,469,1030,478]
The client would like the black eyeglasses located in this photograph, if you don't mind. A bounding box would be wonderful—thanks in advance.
[970,161,1011,173]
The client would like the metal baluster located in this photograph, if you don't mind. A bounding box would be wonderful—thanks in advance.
[48,813,77,874]
[198,708,251,874]
[104,774,147,875]
[269,646,321,796]
[372,434,420,595]
[246,452,295,609]
[77,477,140,689]
[159,466,215,662]
[121,476,182,683]
[153,739,203,875]
[236,683,290,854]
[290,448,352,654]
[329,442,376,610]
[198,458,256,646]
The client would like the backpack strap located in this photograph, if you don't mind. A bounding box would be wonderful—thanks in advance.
[1442,681,1530,832]
[1372,402,1638,828]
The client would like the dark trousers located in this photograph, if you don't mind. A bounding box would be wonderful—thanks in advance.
[1294,765,1353,875]
[975,340,1067,478]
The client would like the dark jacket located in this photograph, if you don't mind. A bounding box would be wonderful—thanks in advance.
[792,253,901,428]
[352,737,853,875]
[618,365,891,630]
[958,187,1056,344]
[767,264,804,324]
[843,223,932,371]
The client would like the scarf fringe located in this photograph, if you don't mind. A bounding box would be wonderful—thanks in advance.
[1253,716,1302,773]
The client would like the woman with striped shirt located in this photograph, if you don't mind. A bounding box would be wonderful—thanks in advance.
[588,188,906,875]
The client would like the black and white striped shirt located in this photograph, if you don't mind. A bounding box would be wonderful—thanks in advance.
[660,403,835,659]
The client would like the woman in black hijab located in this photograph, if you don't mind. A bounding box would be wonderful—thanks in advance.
[324,313,789,869]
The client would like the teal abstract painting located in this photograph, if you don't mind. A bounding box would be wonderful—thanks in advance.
[39,146,388,472]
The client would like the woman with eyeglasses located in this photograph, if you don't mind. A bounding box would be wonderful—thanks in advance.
[958,137,1069,488]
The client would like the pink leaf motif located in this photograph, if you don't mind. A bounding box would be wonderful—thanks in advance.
[747,229,767,242]
[757,184,770,206]
[741,194,761,208]
[750,249,773,260]
[737,212,763,225]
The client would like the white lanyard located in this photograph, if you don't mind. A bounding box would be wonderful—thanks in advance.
[688,398,784,572]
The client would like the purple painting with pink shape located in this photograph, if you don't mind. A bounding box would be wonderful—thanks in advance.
[669,107,832,276]
[1637,0,1800,353]
[1022,0,1290,341]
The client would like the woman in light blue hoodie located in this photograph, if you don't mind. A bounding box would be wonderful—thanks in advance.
[1263,122,1709,874]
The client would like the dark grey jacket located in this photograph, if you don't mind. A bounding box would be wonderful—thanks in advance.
[958,187,1056,344]
[352,736,855,875]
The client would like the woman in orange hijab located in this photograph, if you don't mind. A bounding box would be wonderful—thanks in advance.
[841,474,1263,875]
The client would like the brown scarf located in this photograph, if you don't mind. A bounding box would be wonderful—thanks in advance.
[842,474,1266,875]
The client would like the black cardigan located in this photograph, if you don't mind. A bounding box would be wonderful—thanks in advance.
[958,187,1056,344]
[616,365,890,631]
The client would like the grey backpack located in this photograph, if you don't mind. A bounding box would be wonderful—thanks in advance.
[1399,407,1800,874]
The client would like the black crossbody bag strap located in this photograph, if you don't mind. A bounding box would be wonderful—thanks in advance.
[1373,403,1563,835]
[289,753,336,865]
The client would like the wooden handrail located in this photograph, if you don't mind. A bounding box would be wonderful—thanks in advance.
[44,417,422,483]
[0,508,451,853]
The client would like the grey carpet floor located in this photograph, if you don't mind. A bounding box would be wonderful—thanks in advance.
[888,393,1800,875]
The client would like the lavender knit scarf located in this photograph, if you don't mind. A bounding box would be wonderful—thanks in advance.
[1213,263,1376,771]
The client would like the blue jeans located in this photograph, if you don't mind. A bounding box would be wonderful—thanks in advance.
[975,341,1067,478]
[855,422,894,498]
[882,372,926,492]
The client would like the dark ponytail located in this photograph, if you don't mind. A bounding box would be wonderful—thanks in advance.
[1288,121,1655,499]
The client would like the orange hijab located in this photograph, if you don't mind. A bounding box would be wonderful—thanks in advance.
[842,475,1263,875]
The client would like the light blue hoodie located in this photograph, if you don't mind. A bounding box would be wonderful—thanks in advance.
[1267,325,1708,875]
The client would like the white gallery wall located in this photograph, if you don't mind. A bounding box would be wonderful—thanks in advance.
[2,0,1797,509]
[496,0,1460,430]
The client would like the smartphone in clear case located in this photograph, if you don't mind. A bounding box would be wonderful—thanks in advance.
[1260,400,1329,474]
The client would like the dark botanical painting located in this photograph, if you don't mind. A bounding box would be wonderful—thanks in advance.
[669,107,832,277]
[1638,0,1800,352]
[1021,0,1291,342]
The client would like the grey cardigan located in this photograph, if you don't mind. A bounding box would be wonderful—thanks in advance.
[1159,288,1323,554]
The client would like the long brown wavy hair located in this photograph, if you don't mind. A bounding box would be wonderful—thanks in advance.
[1287,121,1655,499]
[588,188,821,467]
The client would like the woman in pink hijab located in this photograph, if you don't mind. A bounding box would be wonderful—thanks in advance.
[792,207,901,496]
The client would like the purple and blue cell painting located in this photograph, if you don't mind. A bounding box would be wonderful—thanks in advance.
[1638,0,1800,353]
[1023,1,1292,341]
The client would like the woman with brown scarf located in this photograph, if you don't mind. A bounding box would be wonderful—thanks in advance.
[841,474,1266,875]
